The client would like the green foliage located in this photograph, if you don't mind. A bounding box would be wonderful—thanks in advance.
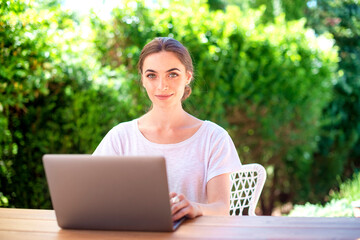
[227,0,360,208]
[330,171,360,202]
[208,0,226,10]
[288,171,360,217]
[0,0,344,214]
[224,0,308,22]
[1,0,57,208]
[288,199,354,217]
[305,0,360,200]
[0,0,133,208]
[92,1,338,214]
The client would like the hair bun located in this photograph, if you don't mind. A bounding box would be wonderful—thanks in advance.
[182,85,192,101]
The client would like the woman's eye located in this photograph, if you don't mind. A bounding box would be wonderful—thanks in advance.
[146,74,156,79]
[169,73,178,78]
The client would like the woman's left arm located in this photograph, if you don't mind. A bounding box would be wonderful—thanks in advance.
[198,172,231,215]
[170,173,230,221]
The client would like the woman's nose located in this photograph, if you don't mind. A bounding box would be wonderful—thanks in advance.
[158,78,168,90]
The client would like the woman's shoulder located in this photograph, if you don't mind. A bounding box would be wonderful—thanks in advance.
[201,120,230,138]
[108,119,137,135]
[113,119,136,128]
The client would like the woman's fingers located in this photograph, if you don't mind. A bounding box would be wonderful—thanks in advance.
[169,193,202,221]
[169,192,180,208]
[172,206,190,221]
[171,195,187,214]
[171,202,199,221]
[169,192,177,198]
[170,196,180,205]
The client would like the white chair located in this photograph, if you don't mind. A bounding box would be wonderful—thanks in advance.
[230,163,266,216]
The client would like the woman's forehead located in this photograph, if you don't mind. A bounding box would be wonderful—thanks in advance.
[143,51,185,72]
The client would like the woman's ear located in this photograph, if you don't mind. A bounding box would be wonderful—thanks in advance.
[140,77,145,87]
[187,71,193,84]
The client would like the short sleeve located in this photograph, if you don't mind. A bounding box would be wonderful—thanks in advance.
[207,132,242,182]
[92,127,122,156]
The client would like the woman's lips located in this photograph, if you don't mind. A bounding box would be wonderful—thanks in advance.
[155,94,173,100]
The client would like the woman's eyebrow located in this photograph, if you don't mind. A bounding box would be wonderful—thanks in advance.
[166,68,181,72]
[145,68,181,73]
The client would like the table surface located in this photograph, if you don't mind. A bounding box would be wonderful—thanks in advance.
[0,208,359,240]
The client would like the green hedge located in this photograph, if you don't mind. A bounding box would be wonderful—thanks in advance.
[0,0,134,208]
[288,172,360,217]
[289,199,354,217]
[1,0,339,212]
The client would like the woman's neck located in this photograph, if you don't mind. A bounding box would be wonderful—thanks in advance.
[140,105,190,129]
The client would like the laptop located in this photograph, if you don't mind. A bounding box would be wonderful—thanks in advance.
[43,154,185,231]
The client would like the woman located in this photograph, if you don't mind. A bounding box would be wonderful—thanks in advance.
[93,37,242,221]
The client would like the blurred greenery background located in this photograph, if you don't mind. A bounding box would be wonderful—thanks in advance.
[0,0,359,216]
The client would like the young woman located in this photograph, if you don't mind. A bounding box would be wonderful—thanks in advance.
[93,37,242,221]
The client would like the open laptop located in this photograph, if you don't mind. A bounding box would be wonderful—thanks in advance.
[43,154,185,231]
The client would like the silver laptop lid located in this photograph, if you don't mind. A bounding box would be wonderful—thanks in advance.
[43,154,177,231]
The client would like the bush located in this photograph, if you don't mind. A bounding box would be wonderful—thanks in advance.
[1,0,339,212]
[305,0,360,201]
[0,0,59,208]
[288,199,354,217]
[0,0,133,208]
[330,171,360,203]
[288,171,360,217]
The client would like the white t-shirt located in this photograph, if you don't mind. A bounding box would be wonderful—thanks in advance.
[93,119,242,203]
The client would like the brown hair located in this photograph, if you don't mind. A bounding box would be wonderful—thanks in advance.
[138,37,193,101]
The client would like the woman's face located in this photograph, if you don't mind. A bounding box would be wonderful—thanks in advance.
[141,51,192,108]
